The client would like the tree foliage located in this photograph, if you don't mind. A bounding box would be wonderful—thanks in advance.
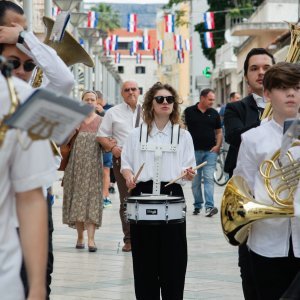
[91,3,121,32]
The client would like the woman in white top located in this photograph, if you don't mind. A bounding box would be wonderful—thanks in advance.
[234,62,300,299]
[121,82,196,300]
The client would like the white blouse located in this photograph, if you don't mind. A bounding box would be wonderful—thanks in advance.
[121,121,196,184]
[234,119,300,257]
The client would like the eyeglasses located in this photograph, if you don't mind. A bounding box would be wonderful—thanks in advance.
[154,95,175,104]
[7,59,36,72]
[123,87,138,92]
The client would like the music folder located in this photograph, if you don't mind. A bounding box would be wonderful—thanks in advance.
[4,88,93,145]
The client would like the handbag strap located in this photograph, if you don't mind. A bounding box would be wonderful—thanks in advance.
[135,104,141,128]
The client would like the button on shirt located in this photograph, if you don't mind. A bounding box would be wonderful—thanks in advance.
[97,102,141,147]
[234,119,300,257]
[121,121,196,184]
[0,75,57,299]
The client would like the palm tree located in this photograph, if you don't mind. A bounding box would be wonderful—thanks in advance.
[91,3,121,33]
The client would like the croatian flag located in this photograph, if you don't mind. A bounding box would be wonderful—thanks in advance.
[111,35,119,51]
[174,34,182,50]
[127,14,137,32]
[204,32,215,48]
[136,53,142,64]
[52,7,61,18]
[104,37,111,56]
[153,49,158,61]
[142,34,150,50]
[185,38,191,51]
[157,40,164,51]
[115,53,120,63]
[204,12,215,30]
[87,11,98,28]
[177,49,184,63]
[157,51,163,65]
[130,41,138,55]
[165,14,175,33]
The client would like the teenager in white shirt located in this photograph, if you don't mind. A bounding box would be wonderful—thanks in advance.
[234,62,300,300]
[121,82,196,300]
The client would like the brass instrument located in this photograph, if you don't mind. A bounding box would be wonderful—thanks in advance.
[0,59,20,147]
[221,144,299,246]
[32,16,94,87]
[261,22,300,120]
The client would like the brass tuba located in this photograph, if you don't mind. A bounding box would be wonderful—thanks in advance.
[31,16,94,87]
[261,22,300,120]
[221,144,299,246]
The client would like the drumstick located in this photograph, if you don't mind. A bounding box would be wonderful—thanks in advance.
[164,161,207,187]
[128,163,145,193]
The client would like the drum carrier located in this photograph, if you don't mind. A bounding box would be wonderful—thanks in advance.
[126,123,186,224]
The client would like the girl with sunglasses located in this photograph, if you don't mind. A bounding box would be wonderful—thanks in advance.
[121,82,196,300]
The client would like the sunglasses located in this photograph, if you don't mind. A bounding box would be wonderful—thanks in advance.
[8,59,36,72]
[123,87,138,92]
[154,95,175,104]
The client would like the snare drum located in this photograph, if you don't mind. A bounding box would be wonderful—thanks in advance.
[126,194,186,224]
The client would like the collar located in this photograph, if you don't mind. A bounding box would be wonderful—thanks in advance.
[252,93,266,109]
[122,102,139,112]
[151,121,172,137]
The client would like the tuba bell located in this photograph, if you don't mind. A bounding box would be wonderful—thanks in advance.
[221,144,299,246]
[31,16,94,87]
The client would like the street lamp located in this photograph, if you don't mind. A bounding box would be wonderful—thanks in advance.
[53,0,82,11]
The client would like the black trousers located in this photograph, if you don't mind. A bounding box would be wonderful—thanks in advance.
[20,193,54,300]
[250,240,300,300]
[130,181,187,300]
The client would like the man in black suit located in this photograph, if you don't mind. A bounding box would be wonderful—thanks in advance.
[223,48,275,300]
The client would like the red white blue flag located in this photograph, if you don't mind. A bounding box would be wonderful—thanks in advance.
[142,34,150,50]
[177,49,184,63]
[204,12,215,30]
[164,14,175,33]
[157,40,164,51]
[115,52,120,63]
[204,32,215,48]
[157,51,163,65]
[174,34,182,50]
[87,11,99,28]
[111,35,119,51]
[185,38,191,51]
[104,37,111,56]
[130,41,138,55]
[136,53,142,64]
[127,14,137,32]
[52,6,61,18]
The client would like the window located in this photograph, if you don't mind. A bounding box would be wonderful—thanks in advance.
[136,66,146,74]
[118,66,124,74]
[139,87,143,95]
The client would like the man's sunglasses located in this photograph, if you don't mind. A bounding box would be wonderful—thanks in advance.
[123,87,138,92]
[8,59,36,72]
[154,95,175,104]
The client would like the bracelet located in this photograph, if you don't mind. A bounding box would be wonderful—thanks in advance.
[110,145,117,152]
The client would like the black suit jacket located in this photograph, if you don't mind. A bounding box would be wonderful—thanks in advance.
[223,94,261,176]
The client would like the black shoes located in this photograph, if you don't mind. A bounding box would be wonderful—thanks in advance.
[193,208,201,215]
[205,207,218,217]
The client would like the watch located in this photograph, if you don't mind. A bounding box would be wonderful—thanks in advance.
[17,31,26,44]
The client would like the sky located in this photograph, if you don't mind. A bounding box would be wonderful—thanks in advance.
[84,0,169,4]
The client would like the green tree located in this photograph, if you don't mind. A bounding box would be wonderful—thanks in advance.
[91,3,121,33]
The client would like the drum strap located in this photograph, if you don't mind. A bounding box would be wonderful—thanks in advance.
[140,123,180,195]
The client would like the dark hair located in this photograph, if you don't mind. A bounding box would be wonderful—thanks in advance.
[229,92,236,99]
[263,62,300,91]
[200,88,214,98]
[244,48,275,75]
[0,1,24,26]
[143,82,182,133]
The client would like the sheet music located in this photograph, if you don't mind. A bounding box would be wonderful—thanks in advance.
[50,11,70,42]
[5,88,93,145]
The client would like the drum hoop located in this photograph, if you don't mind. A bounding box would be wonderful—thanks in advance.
[128,218,185,225]
[126,199,185,204]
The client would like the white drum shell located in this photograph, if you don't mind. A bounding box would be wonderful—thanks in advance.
[126,195,186,224]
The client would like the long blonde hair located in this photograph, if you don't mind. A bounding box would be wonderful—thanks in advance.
[142,82,182,133]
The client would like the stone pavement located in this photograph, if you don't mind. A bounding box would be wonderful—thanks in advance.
[51,176,243,300]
